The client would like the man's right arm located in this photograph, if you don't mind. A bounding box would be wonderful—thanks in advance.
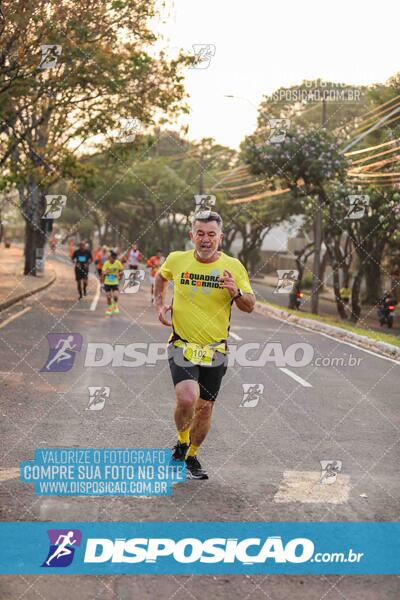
[154,272,172,326]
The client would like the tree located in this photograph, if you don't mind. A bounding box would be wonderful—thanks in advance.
[0,0,191,274]
[243,127,348,312]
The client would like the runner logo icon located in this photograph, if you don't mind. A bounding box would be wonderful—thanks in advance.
[42,529,82,567]
[41,333,83,372]
[345,195,369,220]
[274,270,299,294]
[120,269,145,294]
[240,383,264,407]
[320,460,342,485]
[86,386,110,410]
[43,195,67,219]
[268,118,290,144]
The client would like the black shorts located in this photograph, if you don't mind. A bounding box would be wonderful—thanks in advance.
[75,268,89,281]
[103,284,119,293]
[168,345,227,402]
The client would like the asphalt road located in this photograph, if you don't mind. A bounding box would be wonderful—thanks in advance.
[0,255,399,599]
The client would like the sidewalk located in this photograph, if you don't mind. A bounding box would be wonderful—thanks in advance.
[0,245,56,311]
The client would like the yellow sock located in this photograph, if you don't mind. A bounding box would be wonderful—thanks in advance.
[177,428,190,445]
[186,444,199,458]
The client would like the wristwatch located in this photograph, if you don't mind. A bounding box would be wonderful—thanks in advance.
[233,288,243,301]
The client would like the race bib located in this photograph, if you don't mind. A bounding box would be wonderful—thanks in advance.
[78,255,87,262]
[183,343,214,365]
[107,273,117,282]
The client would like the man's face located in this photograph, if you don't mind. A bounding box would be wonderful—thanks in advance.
[190,219,223,260]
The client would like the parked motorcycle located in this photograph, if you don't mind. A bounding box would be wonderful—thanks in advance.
[378,294,396,328]
[289,290,303,310]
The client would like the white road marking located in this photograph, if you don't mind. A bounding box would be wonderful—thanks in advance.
[0,306,31,329]
[274,470,350,504]
[279,367,312,387]
[229,330,242,341]
[0,467,20,482]
[90,277,101,311]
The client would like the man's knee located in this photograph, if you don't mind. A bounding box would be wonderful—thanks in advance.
[176,384,198,411]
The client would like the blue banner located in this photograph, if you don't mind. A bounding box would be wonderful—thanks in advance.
[20,448,185,496]
[0,522,399,574]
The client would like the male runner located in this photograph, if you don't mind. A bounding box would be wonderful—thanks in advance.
[71,241,92,299]
[147,250,164,303]
[155,211,255,479]
[102,250,123,316]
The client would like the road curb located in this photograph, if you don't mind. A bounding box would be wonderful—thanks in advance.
[255,301,400,361]
[0,270,57,312]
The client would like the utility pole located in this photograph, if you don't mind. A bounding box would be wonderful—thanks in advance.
[311,100,327,313]
[199,148,205,195]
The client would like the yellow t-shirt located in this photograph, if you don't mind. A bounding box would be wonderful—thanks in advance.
[159,250,253,346]
[102,259,123,285]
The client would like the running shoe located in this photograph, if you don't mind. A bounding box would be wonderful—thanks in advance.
[185,456,208,480]
[112,304,120,315]
[172,441,189,461]
[105,307,113,316]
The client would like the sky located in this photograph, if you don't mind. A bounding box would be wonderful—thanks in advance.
[156,0,400,149]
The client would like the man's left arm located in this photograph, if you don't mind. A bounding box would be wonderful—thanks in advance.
[220,269,255,313]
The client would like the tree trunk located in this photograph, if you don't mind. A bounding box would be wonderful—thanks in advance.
[342,262,351,288]
[318,248,329,290]
[351,264,364,322]
[311,200,322,314]
[364,255,382,305]
[326,241,347,319]
[24,218,37,275]
[341,236,352,288]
